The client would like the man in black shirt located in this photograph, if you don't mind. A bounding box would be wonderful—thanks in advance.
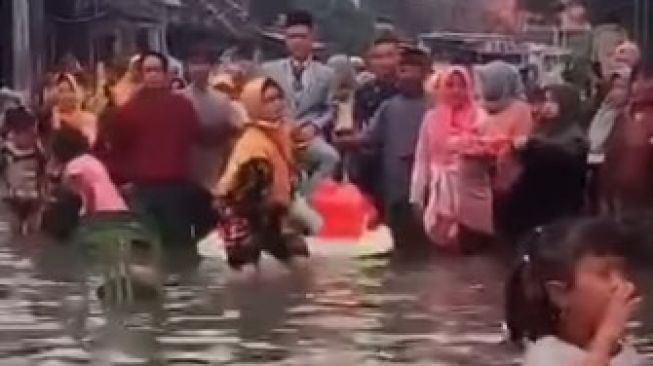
[354,36,401,128]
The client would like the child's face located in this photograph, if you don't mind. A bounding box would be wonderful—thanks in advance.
[530,100,546,122]
[397,65,425,94]
[541,90,560,120]
[260,85,285,121]
[443,72,469,107]
[57,81,78,109]
[11,129,37,149]
[565,254,632,336]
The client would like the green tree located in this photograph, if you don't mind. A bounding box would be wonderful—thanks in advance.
[519,0,560,16]
[289,0,374,54]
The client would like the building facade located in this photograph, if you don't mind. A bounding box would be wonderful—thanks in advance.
[0,0,46,95]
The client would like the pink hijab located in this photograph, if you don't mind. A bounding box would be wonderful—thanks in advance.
[424,66,480,163]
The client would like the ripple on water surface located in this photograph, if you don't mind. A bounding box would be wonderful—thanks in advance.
[0,229,650,365]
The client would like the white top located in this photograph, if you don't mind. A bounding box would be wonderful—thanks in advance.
[523,336,647,366]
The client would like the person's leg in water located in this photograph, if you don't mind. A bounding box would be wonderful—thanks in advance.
[188,184,218,240]
[387,201,430,257]
[457,225,496,256]
[225,236,261,282]
[220,194,263,282]
[131,183,194,248]
[352,152,384,218]
[12,199,33,235]
[249,202,311,274]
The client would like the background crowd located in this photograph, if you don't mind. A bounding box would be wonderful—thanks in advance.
[0,9,651,261]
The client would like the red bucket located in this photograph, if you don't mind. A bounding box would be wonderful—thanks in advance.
[311,179,374,239]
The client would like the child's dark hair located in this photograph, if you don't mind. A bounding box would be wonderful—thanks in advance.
[505,217,631,344]
[4,107,37,133]
[50,126,90,164]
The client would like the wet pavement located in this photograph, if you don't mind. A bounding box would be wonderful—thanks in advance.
[0,216,652,365]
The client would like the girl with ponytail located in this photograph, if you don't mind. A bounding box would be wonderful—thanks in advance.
[505,217,645,366]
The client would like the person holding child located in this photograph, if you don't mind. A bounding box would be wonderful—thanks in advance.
[214,77,309,271]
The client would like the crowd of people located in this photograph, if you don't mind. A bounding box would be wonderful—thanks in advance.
[0,9,653,364]
[0,9,650,259]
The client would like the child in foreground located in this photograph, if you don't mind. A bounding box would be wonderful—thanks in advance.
[505,217,645,366]
[51,126,161,302]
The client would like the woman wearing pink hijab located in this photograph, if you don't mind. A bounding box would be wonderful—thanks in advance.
[410,66,498,251]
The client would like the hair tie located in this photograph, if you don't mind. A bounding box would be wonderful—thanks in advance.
[520,226,544,266]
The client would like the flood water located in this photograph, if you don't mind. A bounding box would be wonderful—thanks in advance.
[0,218,652,365]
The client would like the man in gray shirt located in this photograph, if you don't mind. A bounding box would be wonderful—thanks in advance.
[179,45,240,238]
[340,48,430,252]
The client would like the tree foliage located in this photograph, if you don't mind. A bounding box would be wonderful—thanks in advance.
[250,0,374,54]
[519,0,560,16]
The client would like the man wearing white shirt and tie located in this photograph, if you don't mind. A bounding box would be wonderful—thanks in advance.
[262,10,340,194]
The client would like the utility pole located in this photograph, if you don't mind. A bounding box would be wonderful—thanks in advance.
[635,0,653,65]
[12,0,31,97]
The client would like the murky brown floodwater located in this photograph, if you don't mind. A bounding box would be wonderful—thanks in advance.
[0,215,651,365]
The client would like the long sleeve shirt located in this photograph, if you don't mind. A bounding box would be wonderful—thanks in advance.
[110,89,199,184]
[363,94,427,209]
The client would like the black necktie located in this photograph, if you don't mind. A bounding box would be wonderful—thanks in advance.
[292,63,305,92]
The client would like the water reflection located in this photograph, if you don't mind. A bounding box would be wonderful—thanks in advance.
[0,223,651,365]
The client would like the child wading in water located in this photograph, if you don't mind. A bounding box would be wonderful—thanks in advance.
[506,217,645,366]
[1,107,46,235]
[215,77,308,272]
[51,126,161,303]
[51,126,128,217]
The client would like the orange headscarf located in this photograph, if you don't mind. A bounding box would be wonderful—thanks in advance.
[52,73,98,146]
[111,55,142,107]
[215,78,295,205]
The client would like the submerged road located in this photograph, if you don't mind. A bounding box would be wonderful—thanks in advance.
[0,212,651,365]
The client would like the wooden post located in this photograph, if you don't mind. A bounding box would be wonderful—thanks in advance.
[635,0,653,65]
[12,0,31,97]
[29,0,45,90]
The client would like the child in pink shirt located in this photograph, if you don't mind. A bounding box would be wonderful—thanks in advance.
[51,126,127,215]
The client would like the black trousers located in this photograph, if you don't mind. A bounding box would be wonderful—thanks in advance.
[386,201,430,254]
[131,183,196,248]
[187,184,219,240]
